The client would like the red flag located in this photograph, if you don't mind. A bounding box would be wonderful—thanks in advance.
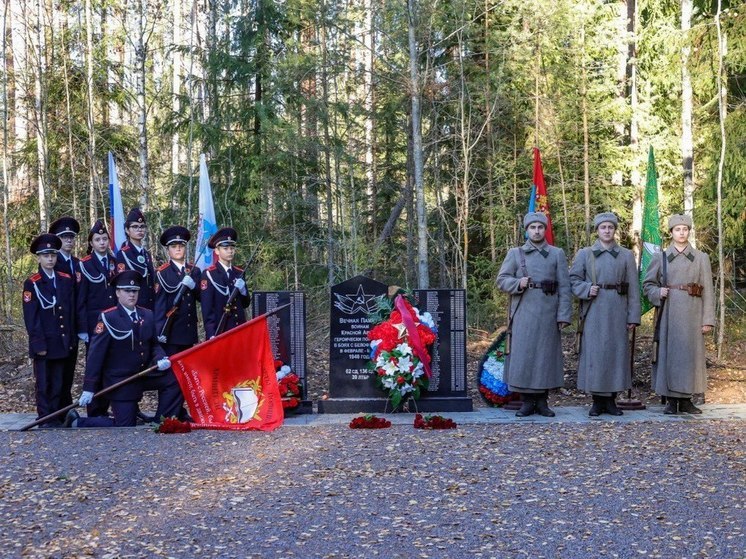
[532,147,554,245]
[170,314,283,431]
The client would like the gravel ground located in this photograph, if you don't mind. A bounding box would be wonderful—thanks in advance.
[1,421,743,558]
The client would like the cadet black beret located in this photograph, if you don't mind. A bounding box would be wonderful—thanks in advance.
[30,234,62,255]
[160,226,191,246]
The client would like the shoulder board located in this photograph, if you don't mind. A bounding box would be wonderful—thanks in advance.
[186,262,195,267]
[121,244,132,252]
[57,271,71,279]
[157,262,170,272]
[29,273,42,282]
[81,254,93,262]
[206,264,217,271]
[234,266,244,273]
[102,306,118,314]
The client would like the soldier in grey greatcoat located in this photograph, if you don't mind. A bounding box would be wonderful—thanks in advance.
[570,212,641,416]
[642,214,715,414]
[497,212,573,417]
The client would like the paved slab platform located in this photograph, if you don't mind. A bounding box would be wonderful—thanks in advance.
[2,403,744,430]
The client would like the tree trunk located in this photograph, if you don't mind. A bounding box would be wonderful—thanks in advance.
[580,24,591,245]
[407,0,428,288]
[136,0,149,210]
[85,0,98,223]
[2,0,12,317]
[681,0,695,245]
[34,0,48,229]
[714,0,726,359]
[363,0,377,235]
[321,6,334,287]
[171,0,182,181]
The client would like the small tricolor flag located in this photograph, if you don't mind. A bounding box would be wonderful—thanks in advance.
[108,152,126,254]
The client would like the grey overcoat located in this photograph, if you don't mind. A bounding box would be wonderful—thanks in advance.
[642,245,715,396]
[497,241,573,392]
[569,242,641,394]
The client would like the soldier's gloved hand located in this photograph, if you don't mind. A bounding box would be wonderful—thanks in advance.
[234,278,247,295]
[78,391,94,406]
[519,277,529,290]
[157,335,167,344]
[180,275,196,290]
[78,332,89,343]
[589,285,600,298]
[157,357,171,371]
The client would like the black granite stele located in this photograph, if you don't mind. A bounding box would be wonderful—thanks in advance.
[252,291,312,414]
[318,276,473,414]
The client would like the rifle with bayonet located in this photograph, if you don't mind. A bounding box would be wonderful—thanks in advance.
[505,248,530,355]
[158,245,209,340]
[575,248,597,354]
[651,249,667,364]
[214,240,262,336]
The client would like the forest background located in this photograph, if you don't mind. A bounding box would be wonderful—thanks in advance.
[1,0,745,358]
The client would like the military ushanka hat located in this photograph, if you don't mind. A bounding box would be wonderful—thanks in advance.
[523,212,548,229]
[593,212,619,229]
[667,214,693,231]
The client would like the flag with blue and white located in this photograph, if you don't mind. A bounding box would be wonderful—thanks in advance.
[195,153,217,269]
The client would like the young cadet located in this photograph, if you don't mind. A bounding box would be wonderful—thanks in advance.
[22,234,76,428]
[76,220,117,418]
[200,227,250,339]
[48,216,82,408]
[496,212,572,417]
[65,270,173,428]
[116,208,156,310]
[569,212,641,416]
[153,226,202,420]
[642,214,715,415]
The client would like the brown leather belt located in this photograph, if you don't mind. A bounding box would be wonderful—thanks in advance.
[667,283,704,297]
[599,283,622,289]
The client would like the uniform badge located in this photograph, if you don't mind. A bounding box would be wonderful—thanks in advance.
[75,271,81,283]
[117,263,125,272]
[154,283,160,294]
[137,255,146,264]
[201,279,208,291]
[95,322,105,334]
[23,291,32,303]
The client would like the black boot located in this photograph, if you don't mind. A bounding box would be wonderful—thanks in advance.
[515,394,536,417]
[535,392,556,417]
[604,393,623,416]
[678,398,703,415]
[663,398,678,415]
[588,395,604,417]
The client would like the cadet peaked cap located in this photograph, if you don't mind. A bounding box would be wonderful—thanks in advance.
[208,227,238,248]
[30,234,62,255]
[160,226,191,246]
[88,220,109,243]
[49,216,80,237]
[125,208,146,227]
[523,212,548,228]
[668,214,693,230]
[593,212,619,229]
[110,270,142,290]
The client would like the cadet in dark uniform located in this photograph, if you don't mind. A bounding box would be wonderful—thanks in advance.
[200,227,250,339]
[22,234,76,427]
[49,216,81,408]
[65,270,173,428]
[116,208,156,310]
[76,220,117,418]
[153,226,201,420]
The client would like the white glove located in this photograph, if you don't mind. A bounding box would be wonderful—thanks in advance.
[78,332,89,343]
[180,275,196,290]
[157,335,167,344]
[234,278,247,295]
[157,357,171,371]
[78,391,94,406]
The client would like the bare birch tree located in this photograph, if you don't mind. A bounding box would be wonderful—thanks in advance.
[681,0,695,245]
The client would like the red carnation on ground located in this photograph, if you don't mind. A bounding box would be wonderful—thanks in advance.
[349,415,392,429]
[154,417,192,434]
[413,413,457,430]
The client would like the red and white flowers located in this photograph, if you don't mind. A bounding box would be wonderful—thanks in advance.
[276,360,301,412]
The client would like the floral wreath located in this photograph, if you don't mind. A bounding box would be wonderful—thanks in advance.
[478,331,518,407]
[367,290,437,409]
[276,360,301,412]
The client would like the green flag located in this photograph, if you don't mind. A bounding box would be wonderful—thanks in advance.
[640,146,662,315]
